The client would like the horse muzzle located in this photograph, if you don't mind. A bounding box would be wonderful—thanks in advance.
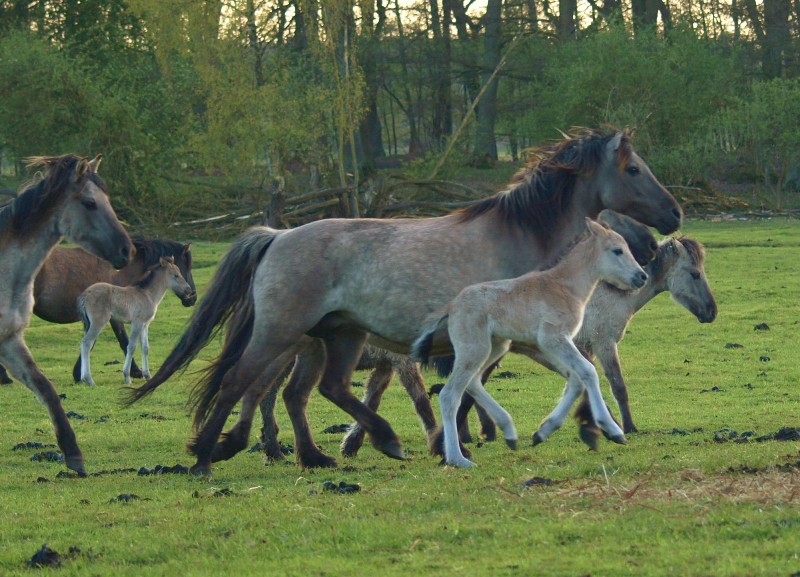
[180,291,198,307]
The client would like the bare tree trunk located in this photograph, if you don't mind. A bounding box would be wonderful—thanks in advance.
[763,0,791,78]
[472,0,502,167]
[559,0,576,40]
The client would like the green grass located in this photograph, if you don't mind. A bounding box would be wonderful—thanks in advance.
[1,220,799,576]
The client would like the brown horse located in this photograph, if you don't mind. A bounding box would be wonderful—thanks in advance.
[0,236,196,385]
[0,154,132,476]
[128,128,682,476]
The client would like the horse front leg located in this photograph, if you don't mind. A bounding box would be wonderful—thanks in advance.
[595,342,637,433]
[0,336,86,476]
[395,357,438,443]
[318,329,404,461]
[535,338,626,446]
[139,322,151,380]
[109,318,143,379]
[341,357,394,458]
[122,323,142,385]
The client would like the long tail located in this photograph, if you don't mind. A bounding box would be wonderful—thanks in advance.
[124,226,280,406]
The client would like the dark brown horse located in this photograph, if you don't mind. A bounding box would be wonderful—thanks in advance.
[0,154,132,476]
[0,236,196,385]
[129,128,683,476]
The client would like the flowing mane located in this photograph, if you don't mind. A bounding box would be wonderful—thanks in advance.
[0,155,105,236]
[132,236,191,268]
[456,128,633,248]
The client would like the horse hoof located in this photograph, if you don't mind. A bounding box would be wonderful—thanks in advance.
[578,425,601,451]
[66,457,87,478]
[532,432,545,446]
[624,424,639,434]
[298,455,338,469]
[505,438,518,450]
[609,434,628,445]
[189,464,212,477]
[380,440,406,461]
[445,457,476,468]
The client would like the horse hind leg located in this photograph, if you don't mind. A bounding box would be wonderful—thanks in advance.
[122,323,143,385]
[258,362,294,461]
[340,357,394,458]
[0,337,86,476]
[79,312,109,386]
[283,339,339,468]
[318,329,404,461]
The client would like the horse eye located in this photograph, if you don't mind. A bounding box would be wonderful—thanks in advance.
[613,248,624,255]
[691,271,701,280]
[81,199,97,210]
[626,165,640,176]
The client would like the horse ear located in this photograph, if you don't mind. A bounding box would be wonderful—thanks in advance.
[75,157,90,179]
[87,154,103,173]
[606,132,623,160]
[182,243,192,255]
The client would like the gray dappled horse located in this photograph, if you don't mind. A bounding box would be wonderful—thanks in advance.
[128,128,682,475]
[0,154,132,476]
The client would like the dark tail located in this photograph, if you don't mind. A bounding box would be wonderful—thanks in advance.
[123,226,280,406]
[430,355,455,378]
[411,314,449,366]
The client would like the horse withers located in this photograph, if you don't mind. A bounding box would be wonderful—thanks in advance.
[79,257,194,385]
[413,218,647,467]
[0,237,196,385]
[0,154,132,476]
[127,128,682,476]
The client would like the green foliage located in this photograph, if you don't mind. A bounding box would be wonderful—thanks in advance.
[0,221,798,576]
[701,78,800,203]
[504,25,743,175]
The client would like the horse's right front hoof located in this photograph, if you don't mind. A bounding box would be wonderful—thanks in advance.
[445,456,477,468]
[532,432,546,446]
[66,456,87,478]
[298,454,338,469]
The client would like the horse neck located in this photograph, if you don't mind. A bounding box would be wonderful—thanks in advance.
[546,179,605,256]
[545,236,602,303]
[2,220,64,293]
[140,270,172,305]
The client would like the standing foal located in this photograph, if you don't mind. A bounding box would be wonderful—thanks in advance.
[78,257,193,385]
[414,218,647,468]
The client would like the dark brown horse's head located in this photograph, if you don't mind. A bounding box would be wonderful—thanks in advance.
[131,236,197,306]
[598,209,658,266]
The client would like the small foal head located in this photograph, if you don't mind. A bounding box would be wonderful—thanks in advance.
[587,218,648,291]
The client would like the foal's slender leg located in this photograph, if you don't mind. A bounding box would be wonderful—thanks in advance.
[340,358,394,457]
[139,322,152,380]
[534,338,626,446]
[0,336,86,476]
[317,329,404,460]
[79,312,110,386]
[123,322,143,385]
[72,319,142,382]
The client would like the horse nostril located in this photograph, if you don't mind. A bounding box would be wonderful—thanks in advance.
[649,241,658,252]
[672,207,682,220]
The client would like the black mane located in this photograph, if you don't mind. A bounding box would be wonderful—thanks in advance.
[456,128,632,249]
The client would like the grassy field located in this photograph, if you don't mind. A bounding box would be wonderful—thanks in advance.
[0,218,798,576]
